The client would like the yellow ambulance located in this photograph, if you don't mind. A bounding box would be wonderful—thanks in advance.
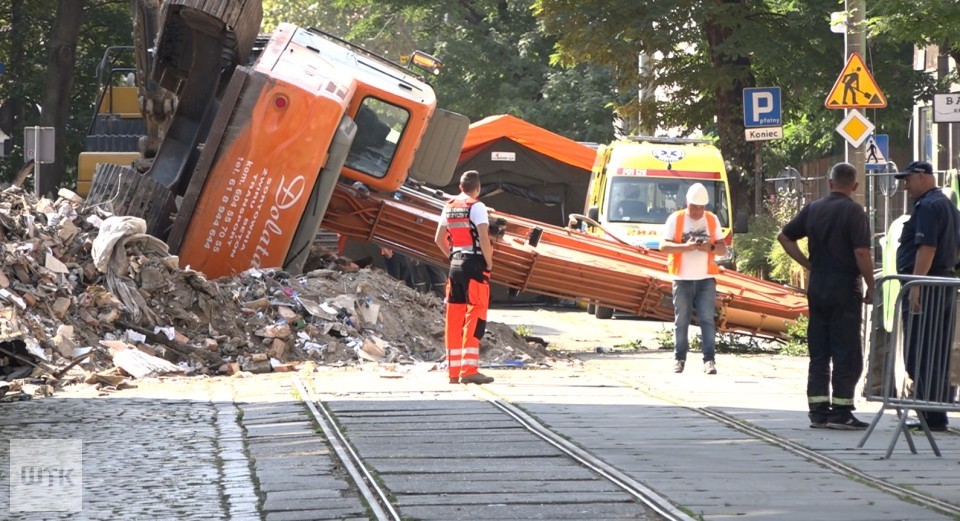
[583,136,735,317]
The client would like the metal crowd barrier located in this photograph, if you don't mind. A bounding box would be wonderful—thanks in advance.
[859,274,960,458]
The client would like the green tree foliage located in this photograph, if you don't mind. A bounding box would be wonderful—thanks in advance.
[0,0,131,185]
[533,0,934,212]
[868,0,960,75]
[6,0,951,199]
[263,0,622,143]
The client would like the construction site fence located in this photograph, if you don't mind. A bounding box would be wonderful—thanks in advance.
[860,274,960,458]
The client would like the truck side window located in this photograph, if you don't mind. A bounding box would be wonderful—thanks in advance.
[345,97,410,178]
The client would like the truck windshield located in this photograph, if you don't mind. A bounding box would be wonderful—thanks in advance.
[607,177,730,227]
[345,97,409,178]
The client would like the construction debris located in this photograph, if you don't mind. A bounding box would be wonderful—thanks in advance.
[0,186,562,400]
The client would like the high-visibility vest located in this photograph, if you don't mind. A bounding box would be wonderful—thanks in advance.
[668,209,720,275]
[445,196,481,255]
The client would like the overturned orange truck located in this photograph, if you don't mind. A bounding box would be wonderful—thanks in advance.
[85,0,807,338]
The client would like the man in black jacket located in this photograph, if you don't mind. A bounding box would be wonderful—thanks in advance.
[778,162,875,429]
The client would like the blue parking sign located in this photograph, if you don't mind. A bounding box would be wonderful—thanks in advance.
[743,87,782,128]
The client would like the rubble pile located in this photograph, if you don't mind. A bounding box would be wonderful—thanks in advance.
[0,186,559,400]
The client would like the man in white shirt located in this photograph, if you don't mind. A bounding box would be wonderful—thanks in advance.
[660,183,727,374]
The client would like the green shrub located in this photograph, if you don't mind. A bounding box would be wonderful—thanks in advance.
[779,315,809,356]
[654,328,674,350]
[653,327,776,354]
[733,213,778,279]
[735,188,809,289]
[614,338,646,350]
[766,188,808,287]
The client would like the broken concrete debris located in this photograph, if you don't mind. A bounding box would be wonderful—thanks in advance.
[0,186,558,401]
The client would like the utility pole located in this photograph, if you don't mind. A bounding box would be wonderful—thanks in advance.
[846,0,866,206]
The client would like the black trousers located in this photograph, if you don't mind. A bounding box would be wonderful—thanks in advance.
[807,271,863,411]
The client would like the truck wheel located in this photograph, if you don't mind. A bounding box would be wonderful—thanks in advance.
[594,306,614,320]
[586,303,596,315]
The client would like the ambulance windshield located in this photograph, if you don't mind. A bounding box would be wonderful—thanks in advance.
[607,177,730,227]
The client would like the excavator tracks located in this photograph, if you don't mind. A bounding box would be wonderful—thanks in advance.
[87,0,263,236]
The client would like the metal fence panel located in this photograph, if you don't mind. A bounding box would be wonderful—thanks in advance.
[860,274,960,458]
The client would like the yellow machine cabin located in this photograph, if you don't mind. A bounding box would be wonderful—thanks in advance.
[584,136,734,256]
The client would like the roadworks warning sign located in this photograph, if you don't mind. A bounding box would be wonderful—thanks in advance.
[825,53,887,109]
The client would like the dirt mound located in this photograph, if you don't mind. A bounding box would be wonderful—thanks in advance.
[0,187,560,399]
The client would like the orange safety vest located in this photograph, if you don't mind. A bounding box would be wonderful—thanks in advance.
[445,196,481,255]
[668,209,720,275]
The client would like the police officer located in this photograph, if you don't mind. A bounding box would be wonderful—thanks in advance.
[434,170,495,384]
[778,162,874,430]
[894,160,960,432]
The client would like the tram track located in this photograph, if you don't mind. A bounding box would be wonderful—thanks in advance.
[294,374,684,520]
[285,354,960,520]
[477,388,692,521]
[293,376,400,521]
[579,359,960,519]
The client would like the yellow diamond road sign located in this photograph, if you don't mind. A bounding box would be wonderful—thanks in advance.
[835,109,875,148]
[825,52,887,109]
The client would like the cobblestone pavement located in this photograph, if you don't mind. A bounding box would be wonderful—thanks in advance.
[0,377,258,520]
[0,373,369,521]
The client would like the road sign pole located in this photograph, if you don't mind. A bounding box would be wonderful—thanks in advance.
[846,0,866,207]
[33,128,41,199]
[754,142,762,216]
[742,87,783,216]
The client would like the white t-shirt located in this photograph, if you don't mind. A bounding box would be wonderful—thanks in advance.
[661,210,723,280]
[439,194,489,227]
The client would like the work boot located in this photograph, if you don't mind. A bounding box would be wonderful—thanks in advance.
[673,359,685,373]
[808,411,829,429]
[459,372,494,385]
[808,404,831,429]
[826,409,868,430]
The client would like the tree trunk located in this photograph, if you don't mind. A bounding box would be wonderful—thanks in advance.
[0,0,27,176]
[703,0,756,214]
[38,0,84,197]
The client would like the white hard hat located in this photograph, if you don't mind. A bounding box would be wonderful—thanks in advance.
[686,183,709,206]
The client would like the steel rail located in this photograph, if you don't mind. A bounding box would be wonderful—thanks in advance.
[292,376,400,521]
[698,407,960,518]
[585,364,960,519]
[468,385,695,521]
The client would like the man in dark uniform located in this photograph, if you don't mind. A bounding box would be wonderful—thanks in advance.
[894,160,960,432]
[778,162,875,429]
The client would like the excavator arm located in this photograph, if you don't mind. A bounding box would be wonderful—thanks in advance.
[321,183,807,338]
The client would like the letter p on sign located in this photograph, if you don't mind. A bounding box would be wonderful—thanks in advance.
[743,87,782,128]
[753,92,773,118]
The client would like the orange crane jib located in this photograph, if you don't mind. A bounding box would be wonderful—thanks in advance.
[321,183,808,339]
